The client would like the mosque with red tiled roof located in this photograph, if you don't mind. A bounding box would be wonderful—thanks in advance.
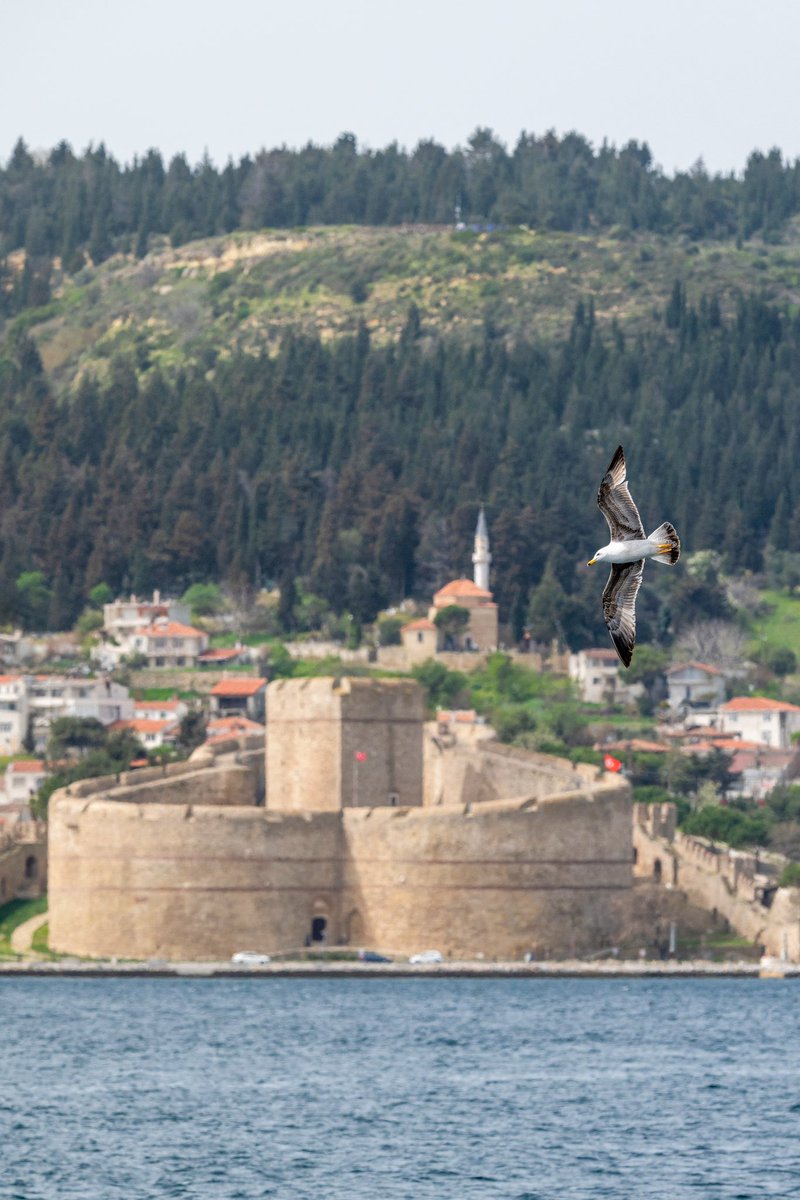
[401,508,498,657]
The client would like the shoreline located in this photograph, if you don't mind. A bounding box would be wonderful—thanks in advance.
[0,959,795,979]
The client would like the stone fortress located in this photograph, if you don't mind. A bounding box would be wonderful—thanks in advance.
[43,504,800,964]
[48,676,633,961]
[47,505,638,963]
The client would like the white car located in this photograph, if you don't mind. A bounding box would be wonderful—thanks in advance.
[409,950,444,964]
[231,951,271,965]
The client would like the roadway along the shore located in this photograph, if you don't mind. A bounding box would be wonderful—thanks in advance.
[0,959,794,978]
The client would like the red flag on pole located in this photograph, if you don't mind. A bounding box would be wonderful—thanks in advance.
[603,754,622,773]
[355,751,367,762]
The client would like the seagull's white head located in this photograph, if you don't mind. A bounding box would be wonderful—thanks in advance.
[587,547,608,566]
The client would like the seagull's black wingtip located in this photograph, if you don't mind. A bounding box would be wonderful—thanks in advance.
[610,633,633,669]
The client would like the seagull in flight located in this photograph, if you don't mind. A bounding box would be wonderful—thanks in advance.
[588,446,681,668]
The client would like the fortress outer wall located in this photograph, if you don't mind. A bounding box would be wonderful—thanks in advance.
[48,795,344,960]
[48,776,631,961]
[340,781,631,959]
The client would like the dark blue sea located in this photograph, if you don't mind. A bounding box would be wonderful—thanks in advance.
[1,977,799,1199]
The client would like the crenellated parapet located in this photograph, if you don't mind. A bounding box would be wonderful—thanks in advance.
[633,799,800,960]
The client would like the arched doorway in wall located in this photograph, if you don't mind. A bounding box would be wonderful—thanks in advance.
[25,855,37,881]
[653,858,662,884]
[307,899,330,946]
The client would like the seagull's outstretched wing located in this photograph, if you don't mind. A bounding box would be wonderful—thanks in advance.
[602,560,644,668]
[598,445,645,542]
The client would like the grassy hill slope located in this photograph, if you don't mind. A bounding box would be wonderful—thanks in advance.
[13,220,800,393]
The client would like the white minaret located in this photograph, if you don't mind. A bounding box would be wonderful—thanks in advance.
[472,506,491,592]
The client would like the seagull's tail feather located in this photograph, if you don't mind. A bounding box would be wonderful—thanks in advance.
[649,521,681,564]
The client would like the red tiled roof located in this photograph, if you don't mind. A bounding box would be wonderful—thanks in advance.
[0,674,23,684]
[680,741,717,754]
[670,727,749,745]
[7,760,45,773]
[210,678,267,696]
[207,716,264,734]
[197,647,242,661]
[582,649,620,661]
[722,697,800,713]
[137,621,205,638]
[666,661,725,676]
[681,737,773,755]
[402,618,437,633]
[111,718,176,733]
[134,700,181,712]
[205,716,264,744]
[434,578,493,600]
[730,749,796,774]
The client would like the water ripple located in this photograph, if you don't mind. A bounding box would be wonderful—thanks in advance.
[1,977,799,1199]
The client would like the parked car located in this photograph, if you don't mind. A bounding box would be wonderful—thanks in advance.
[231,951,271,965]
[409,950,443,964]
[357,949,393,962]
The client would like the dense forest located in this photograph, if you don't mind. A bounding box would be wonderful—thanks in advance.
[2,129,800,313]
[0,283,797,640]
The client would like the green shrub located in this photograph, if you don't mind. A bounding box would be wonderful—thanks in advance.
[681,804,772,848]
[377,616,403,646]
[778,862,800,888]
[411,660,468,711]
[491,705,537,743]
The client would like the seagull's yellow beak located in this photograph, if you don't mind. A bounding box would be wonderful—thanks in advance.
[587,557,596,566]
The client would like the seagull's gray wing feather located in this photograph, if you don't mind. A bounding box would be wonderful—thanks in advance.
[597,445,645,541]
[602,560,644,668]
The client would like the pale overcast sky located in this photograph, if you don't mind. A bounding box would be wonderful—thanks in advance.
[3,0,799,175]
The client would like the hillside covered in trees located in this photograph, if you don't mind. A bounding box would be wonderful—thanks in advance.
[2,129,800,317]
[1,285,799,639]
[1,129,800,642]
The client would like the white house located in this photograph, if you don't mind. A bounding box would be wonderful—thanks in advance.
[3,760,48,807]
[569,649,643,706]
[102,591,191,642]
[132,699,188,723]
[719,697,800,750]
[665,662,728,712]
[129,619,209,668]
[27,675,133,753]
[96,592,193,669]
[0,674,30,754]
[28,676,133,724]
[400,618,440,664]
[208,678,267,723]
[110,717,180,750]
[0,631,34,666]
[726,745,800,802]
[0,674,136,755]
